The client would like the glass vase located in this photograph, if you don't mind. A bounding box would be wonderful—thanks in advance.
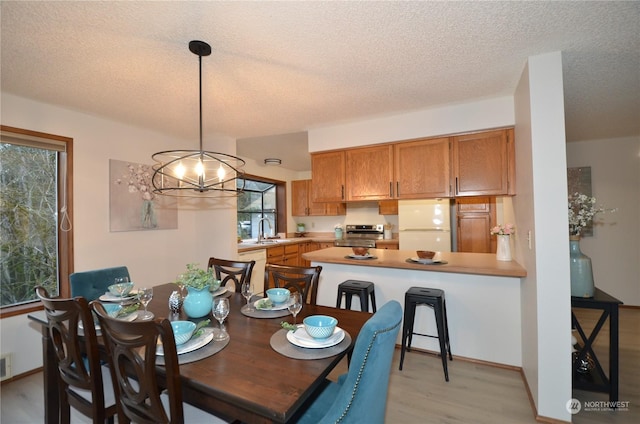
[569,236,594,298]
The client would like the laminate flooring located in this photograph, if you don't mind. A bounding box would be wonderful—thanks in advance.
[2,308,638,423]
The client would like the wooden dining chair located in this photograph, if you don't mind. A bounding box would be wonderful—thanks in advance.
[207,257,255,292]
[263,263,322,305]
[34,286,117,424]
[69,265,131,301]
[91,302,229,424]
[291,300,403,424]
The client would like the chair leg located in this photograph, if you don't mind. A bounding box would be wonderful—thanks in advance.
[336,290,342,309]
[370,289,377,312]
[345,293,353,310]
[360,292,369,313]
[399,300,415,370]
[434,301,449,382]
[443,298,452,360]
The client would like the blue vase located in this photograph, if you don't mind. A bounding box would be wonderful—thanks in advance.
[569,237,594,298]
[183,285,212,318]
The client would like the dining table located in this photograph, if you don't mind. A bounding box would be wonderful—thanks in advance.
[29,282,373,424]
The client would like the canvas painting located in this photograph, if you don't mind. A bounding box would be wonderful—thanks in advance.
[109,159,177,232]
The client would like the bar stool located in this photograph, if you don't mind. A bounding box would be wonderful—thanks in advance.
[336,280,377,312]
[399,286,452,381]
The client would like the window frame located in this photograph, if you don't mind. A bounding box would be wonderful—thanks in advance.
[0,125,74,318]
[237,174,287,240]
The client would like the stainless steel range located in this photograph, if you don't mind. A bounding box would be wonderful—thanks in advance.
[334,224,384,248]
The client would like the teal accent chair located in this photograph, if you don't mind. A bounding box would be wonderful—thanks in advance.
[70,266,130,301]
[293,300,402,424]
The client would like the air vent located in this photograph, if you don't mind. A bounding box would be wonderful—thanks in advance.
[0,354,12,381]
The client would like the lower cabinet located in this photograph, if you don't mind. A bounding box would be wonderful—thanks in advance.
[456,197,496,253]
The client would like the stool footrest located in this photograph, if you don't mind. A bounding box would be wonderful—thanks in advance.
[411,332,438,339]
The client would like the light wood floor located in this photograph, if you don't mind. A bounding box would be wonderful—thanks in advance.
[2,308,638,423]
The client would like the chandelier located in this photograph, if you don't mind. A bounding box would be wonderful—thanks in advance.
[152,40,245,197]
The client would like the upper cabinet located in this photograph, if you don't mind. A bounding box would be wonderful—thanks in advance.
[311,151,346,202]
[292,179,346,216]
[452,128,515,197]
[311,128,515,203]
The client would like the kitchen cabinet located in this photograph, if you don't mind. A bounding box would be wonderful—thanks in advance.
[376,240,399,250]
[292,179,345,216]
[456,197,496,253]
[394,137,451,198]
[378,200,398,215]
[311,151,346,202]
[452,129,515,197]
[345,145,394,201]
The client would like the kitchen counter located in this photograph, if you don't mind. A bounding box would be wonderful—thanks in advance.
[304,247,527,366]
[302,247,527,278]
[237,237,336,252]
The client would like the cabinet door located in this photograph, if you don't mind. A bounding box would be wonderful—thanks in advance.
[378,200,398,215]
[394,137,451,198]
[452,129,511,196]
[291,180,310,216]
[345,145,394,201]
[311,151,346,202]
[457,215,492,253]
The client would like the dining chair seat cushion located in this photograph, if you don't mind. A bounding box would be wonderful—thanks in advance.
[70,365,117,407]
[293,300,402,424]
[70,266,131,301]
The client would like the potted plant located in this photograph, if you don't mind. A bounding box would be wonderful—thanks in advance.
[297,223,306,233]
[178,263,220,318]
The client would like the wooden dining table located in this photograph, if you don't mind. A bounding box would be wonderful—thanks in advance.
[29,282,373,423]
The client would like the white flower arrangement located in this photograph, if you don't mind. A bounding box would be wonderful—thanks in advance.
[568,192,609,237]
[334,224,343,230]
[115,163,155,201]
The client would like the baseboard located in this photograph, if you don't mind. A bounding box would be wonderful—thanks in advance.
[0,366,43,386]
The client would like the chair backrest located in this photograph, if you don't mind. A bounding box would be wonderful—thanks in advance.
[264,263,322,305]
[35,286,116,423]
[319,300,402,424]
[69,266,131,301]
[92,301,184,424]
[207,257,255,292]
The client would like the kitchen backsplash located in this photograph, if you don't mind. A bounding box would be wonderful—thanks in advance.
[293,202,399,234]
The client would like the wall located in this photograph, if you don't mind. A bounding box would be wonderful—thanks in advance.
[1,93,239,376]
[566,136,640,305]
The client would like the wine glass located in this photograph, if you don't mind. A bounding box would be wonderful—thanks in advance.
[113,276,130,305]
[138,287,153,320]
[175,274,186,297]
[212,298,230,341]
[241,281,253,311]
[288,292,303,325]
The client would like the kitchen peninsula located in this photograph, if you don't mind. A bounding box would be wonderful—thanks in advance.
[303,247,527,366]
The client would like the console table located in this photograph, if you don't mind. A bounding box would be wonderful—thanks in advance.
[571,288,622,403]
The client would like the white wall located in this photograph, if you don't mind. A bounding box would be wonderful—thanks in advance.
[1,93,240,375]
[566,136,640,305]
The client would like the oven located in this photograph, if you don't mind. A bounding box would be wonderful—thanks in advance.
[334,224,384,248]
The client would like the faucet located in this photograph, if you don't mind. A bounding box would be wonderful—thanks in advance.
[257,217,273,243]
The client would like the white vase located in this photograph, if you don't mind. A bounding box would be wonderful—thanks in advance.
[496,235,512,261]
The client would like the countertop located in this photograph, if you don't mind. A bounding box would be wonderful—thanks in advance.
[302,247,527,278]
[237,237,336,252]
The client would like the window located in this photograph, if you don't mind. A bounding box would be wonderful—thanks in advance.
[0,126,73,317]
[237,178,277,240]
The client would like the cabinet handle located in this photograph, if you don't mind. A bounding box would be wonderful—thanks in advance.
[341,185,344,200]
[389,182,392,197]
[396,181,399,197]
[455,177,459,195]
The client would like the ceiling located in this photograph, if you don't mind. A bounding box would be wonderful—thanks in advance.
[1,1,638,172]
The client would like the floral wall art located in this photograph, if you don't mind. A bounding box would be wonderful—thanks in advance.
[109,159,177,232]
[567,166,593,236]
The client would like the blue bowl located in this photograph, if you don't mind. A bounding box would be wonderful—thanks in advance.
[171,321,196,346]
[266,288,290,304]
[102,303,122,318]
[108,282,134,297]
[303,315,338,339]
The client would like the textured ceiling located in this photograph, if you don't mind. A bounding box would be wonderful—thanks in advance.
[1,1,639,171]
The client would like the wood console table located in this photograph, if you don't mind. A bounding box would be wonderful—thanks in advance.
[571,288,622,403]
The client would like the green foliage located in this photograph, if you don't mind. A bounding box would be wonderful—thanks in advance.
[178,263,214,291]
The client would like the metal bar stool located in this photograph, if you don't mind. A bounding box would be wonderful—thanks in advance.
[399,286,452,381]
[336,280,377,312]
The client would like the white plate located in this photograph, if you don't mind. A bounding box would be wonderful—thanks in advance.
[254,298,290,311]
[157,328,214,356]
[409,257,435,264]
[347,254,375,260]
[287,325,345,349]
[79,311,138,330]
[99,291,138,302]
[212,287,227,297]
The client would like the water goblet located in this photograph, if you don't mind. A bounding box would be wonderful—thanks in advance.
[113,276,130,305]
[138,287,153,320]
[288,292,303,325]
[175,274,186,297]
[241,281,253,311]
[212,297,230,341]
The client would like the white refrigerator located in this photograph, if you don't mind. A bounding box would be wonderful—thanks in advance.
[398,199,452,251]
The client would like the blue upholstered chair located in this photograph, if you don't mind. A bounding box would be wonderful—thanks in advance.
[293,300,402,424]
[70,266,131,301]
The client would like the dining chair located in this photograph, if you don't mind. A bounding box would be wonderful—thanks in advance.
[34,286,117,424]
[69,265,131,301]
[207,257,255,292]
[292,300,403,424]
[264,263,322,305]
[91,302,230,424]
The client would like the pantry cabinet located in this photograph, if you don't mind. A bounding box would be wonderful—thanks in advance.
[452,129,515,197]
[292,179,345,216]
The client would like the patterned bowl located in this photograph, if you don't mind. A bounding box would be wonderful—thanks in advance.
[108,282,134,297]
[171,321,196,346]
[303,315,338,339]
[266,288,290,304]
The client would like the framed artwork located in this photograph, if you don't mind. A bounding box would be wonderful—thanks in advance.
[567,166,593,236]
[109,159,177,232]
